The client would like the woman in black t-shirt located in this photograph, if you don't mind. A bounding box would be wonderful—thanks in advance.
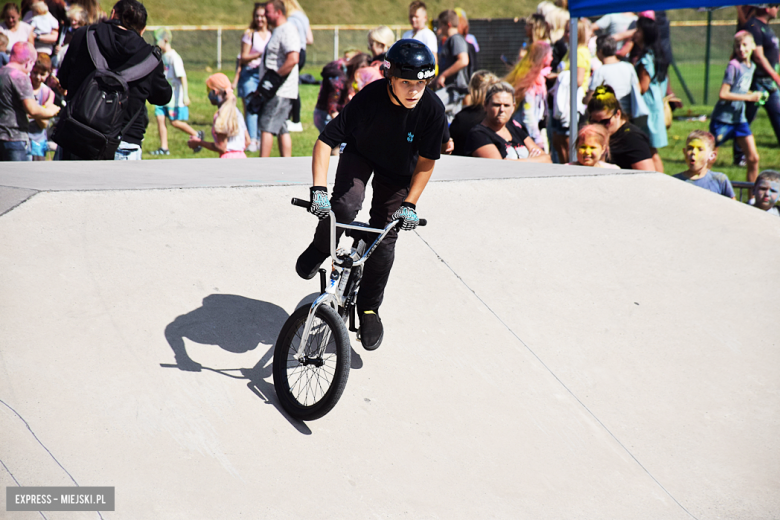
[464,82,551,162]
[587,85,655,170]
[450,69,497,156]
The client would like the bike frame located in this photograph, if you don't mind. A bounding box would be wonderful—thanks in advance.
[295,210,400,360]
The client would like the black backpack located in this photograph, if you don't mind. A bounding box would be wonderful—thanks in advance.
[53,27,160,160]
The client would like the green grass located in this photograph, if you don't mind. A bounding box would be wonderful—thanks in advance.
[661,105,780,182]
[142,70,320,159]
[140,0,540,26]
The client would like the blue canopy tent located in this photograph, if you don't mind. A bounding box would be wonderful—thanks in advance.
[565,0,738,160]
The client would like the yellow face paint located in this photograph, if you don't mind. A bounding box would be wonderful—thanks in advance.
[684,138,710,169]
[576,136,605,166]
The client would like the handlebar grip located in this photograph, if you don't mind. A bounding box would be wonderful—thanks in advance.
[291,197,309,208]
[418,219,427,227]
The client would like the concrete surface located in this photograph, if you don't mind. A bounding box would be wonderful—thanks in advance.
[1,157,778,519]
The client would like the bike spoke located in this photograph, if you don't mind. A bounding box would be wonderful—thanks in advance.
[283,317,340,406]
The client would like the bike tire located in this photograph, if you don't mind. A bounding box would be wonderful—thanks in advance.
[273,304,351,421]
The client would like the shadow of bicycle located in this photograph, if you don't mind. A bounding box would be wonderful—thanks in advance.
[161,293,363,433]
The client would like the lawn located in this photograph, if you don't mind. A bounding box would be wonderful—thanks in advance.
[144,69,779,184]
[140,0,541,26]
[142,69,321,159]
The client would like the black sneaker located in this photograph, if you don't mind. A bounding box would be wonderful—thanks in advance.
[150,147,170,156]
[358,310,383,351]
[295,244,329,280]
[193,130,205,153]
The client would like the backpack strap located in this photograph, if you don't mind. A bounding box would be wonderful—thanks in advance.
[86,27,109,71]
[85,26,160,81]
[120,51,160,82]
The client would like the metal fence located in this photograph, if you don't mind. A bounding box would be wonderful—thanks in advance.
[146,12,778,107]
[143,20,527,77]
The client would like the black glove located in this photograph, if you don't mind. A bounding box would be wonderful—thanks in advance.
[309,186,331,220]
[391,202,419,231]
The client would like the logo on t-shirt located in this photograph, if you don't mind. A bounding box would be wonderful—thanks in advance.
[407,132,414,142]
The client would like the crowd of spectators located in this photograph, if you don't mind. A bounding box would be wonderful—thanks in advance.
[0,0,777,215]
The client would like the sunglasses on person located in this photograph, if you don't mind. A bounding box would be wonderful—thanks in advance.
[589,112,615,126]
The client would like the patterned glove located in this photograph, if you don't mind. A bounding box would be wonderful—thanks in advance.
[309,186,331,220]
[391,202,419,231]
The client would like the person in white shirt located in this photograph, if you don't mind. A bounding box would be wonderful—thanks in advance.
[0,4,34,49]
[27,1,58,55]
[402,1,437,64]
[150,28,200,156]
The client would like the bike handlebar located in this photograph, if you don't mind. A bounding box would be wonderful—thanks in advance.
[291,197,427,227]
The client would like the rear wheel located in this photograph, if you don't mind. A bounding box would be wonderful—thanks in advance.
[273,304,351,421]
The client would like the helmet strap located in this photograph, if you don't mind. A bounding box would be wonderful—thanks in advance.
[387,78,412,110]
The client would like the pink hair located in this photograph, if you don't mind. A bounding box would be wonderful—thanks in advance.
[576,124,611,161]
[10,41,36,64]
[504,41,552,104]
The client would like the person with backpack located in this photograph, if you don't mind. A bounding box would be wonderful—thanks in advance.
[55,0,170,160]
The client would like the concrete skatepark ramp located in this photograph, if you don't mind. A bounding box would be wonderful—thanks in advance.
[1,157,779,519]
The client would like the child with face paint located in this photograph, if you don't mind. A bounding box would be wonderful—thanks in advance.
[187,73,250,158]
[709,31,761,182]
[569,124,619,169]
[27,52,55,160]
[672,130,735,199]
[750,170,780,216]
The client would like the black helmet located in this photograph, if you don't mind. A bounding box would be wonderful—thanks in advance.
[382,39,436,81]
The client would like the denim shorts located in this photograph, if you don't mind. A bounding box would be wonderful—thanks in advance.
[313,107,332,133]
[0,140,30,161]
[549,116,569,137]
[709,120,752,146]
[237,66,260,99]
[114,141,142,160]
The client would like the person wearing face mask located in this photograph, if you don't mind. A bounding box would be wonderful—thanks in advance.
[187,73,249,159]
[295,39,446,352]
[56,0,171,160]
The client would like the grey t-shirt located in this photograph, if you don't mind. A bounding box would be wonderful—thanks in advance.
[258,21,300,99]
[287,11,309,52]
[710,59,756,124]
[439,33,469,90]
[673,170,735,198]
[595,13,637,49]
[589,61,638,116]
[0,66,34,142]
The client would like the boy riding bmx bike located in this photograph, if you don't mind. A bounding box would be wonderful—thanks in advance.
[296,39,446,351]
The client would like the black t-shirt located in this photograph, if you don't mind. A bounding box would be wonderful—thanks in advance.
[746,17,779,78]
[318,79,446,186]
[609,123,653,169]
[450,105,485,156]
[464,120,531,159]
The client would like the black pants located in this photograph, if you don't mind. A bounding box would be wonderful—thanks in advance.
[310,153,409,313]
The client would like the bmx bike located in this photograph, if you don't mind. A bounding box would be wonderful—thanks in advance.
[272,197,426,421]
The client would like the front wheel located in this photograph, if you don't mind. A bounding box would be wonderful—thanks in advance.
[273,303,351,421]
